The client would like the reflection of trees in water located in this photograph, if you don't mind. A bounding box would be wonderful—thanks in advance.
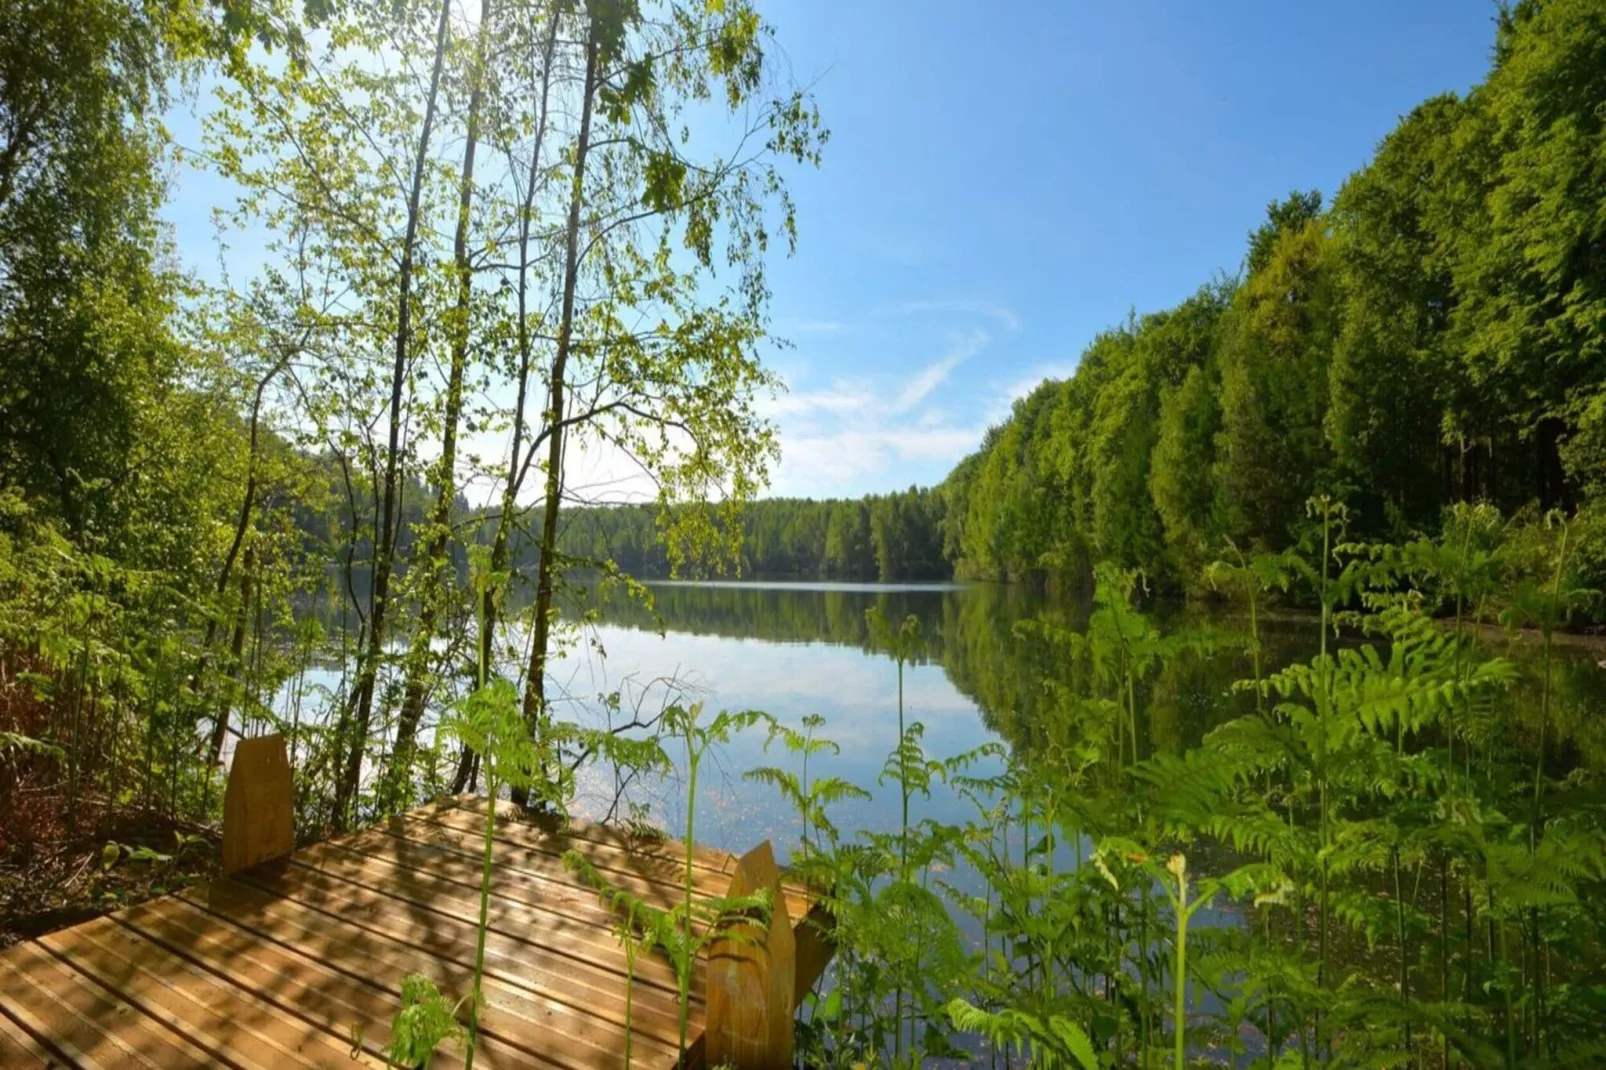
[586,582,960,661]
[583,580,1606,769]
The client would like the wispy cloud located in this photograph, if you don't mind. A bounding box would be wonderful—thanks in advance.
[752,297,1036,495]
[775,424,987,497]
[1000,361,1077,402]
[762,382,875,417]
[892,328,989,414]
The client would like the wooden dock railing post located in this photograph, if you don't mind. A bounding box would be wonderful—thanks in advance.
[706,840,795,1070]
[221,734,293,875]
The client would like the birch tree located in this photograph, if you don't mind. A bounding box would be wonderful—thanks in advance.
[497,0,826,803]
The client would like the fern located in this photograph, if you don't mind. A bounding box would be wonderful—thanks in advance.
[945,998,1098,1070]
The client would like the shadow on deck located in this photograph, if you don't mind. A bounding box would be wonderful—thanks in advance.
[0,734,832,1069]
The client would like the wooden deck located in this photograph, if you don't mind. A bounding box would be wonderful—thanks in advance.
[0,738,830,1069]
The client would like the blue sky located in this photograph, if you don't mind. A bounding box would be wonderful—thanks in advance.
[162,1,1503,501]
[746,0,1500,497]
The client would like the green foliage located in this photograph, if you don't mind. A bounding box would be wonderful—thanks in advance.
[531,490,948,581]
[770,543,1606,1069]
[744,713,870,848]
[385,973,467,1069]
[944,998,1097,1070]
[938,8,1606,594]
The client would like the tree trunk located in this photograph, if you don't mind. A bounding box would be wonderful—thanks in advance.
[513,25,600,809]
[198,345,294,758]
[334,0,454,826]
[454,3,562,794]
[207,544,255,766]
[385,0,497,813]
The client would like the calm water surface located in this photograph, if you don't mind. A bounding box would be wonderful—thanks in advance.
[554,580,1606,868]
[269,578,1606,879]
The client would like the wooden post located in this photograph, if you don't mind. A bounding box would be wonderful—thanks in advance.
[794,899,836,997]
[705,840,795,1070]
[221,734,293,875]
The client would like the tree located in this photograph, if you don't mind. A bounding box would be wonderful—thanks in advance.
[824,500,873,576]
[387,0,499,809]
[1328,97,1463,534]
[1150,364,1222,578]
[499,0,826,803]
[1214,210,1337,548]
[1456,0,1606,510]
[0,0,202,543]
[208,0,464,823]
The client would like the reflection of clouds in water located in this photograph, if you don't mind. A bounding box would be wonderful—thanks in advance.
[555,625,976,746]
[554,621,1006,861]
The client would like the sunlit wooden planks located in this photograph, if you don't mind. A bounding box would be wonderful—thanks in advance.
[0,938,219,1068]
[0,790,829,1070]
[161,883,683,1067]
[410,802,816,921]
[0,999,62,1068]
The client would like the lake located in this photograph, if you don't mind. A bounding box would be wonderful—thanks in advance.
[268,576,1606,862]
[551,579,1606,869]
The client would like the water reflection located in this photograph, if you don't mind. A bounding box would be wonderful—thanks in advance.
[565,580,1606,858]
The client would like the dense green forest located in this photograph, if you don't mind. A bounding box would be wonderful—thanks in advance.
[938,4,1606,590]
[540,492,948,579]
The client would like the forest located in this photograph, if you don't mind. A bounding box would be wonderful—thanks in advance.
[542,492,949,579]
[937,4,1606,593]
[3,0,1606,1068]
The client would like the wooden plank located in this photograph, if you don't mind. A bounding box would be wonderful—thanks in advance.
[0,1001,63,1069]
[0,939,215,1068]
[225,863,686,1000]
[153,886,685,1068]
[400,808,701,896]
[110,898,434,1068]
[705,842,794,1070]
[336,821,812,960]
[408,807,816,920]
[0,794,831,1069]
[793,901,837,999]
[41,917,389,1070]
[386,813,815,926]
[317,832,621,928]
[424,797,738,878]
[184,877,691,1046]
[445,797,737,873]
[335,822,635,918]
[248,851,694,1000]
[223,735,293,876]
[286,842,674,984]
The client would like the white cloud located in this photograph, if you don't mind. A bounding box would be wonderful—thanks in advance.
[771,424,986,497]
[891,328,989,414]
[1001,361,1077,402]
[761,382,875,417]
[753,300,1034,496]
[457,419,669,508]
[445,295,1033,505]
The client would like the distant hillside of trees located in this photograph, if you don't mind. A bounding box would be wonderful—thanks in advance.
[539,491,950,580]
